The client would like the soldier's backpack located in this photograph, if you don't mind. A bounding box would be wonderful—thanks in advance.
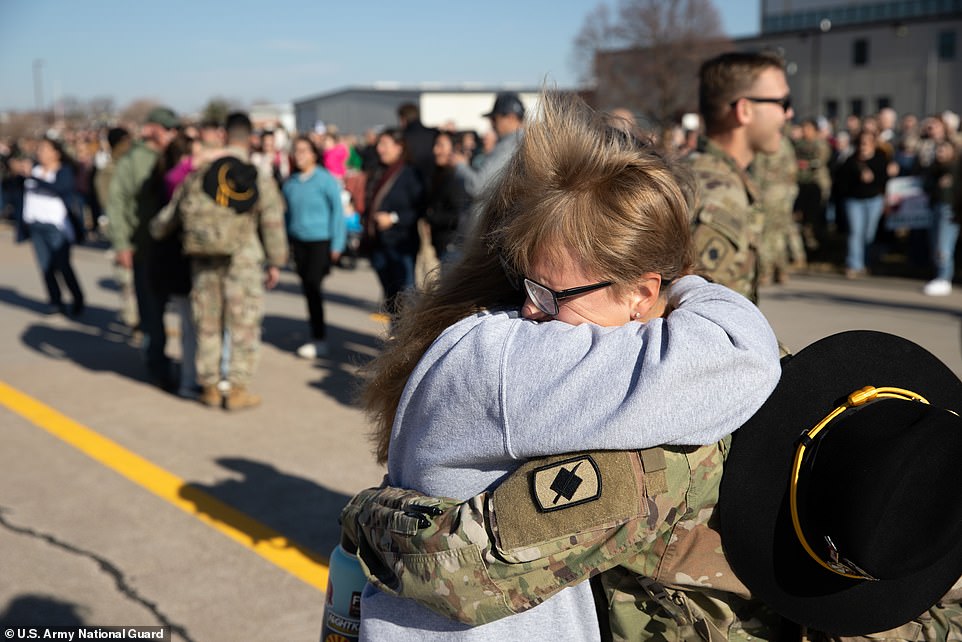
[179,156,260,257]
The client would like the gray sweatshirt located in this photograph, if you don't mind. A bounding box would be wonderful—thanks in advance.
[360,275,781,641]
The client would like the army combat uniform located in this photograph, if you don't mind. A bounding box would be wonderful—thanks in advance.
[188,148,287,393]
[342,444,962,641]
[342,441,784,640]
[685,138,764,304]
[752,135,805,283]
[151,147,287,390]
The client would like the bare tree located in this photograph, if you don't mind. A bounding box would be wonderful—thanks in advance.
[573,0,732,126]
[120,99,161,125]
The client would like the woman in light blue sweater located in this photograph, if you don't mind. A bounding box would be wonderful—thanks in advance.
[355,94,781,641]
[282,136,346,359]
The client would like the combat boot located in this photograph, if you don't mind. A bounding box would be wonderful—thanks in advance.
[199,385,222,407]
[224,386,261,411]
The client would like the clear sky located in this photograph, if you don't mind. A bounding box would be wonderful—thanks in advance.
[0,0,760,115]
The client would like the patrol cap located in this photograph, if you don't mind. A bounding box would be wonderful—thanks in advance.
[720,330,962,636]
[483,92,525,119]
[145,106,179,129]
[202,157,259,213]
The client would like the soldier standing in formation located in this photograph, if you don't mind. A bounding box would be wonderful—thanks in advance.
[685,51,794,305]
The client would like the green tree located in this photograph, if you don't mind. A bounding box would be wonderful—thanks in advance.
[201,97,241,126]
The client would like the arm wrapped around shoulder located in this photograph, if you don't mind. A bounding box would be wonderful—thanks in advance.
[341,442,742,625]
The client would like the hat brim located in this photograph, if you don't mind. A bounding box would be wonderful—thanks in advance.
[720,330,962,635]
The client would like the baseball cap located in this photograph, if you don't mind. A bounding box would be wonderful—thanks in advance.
[146,106,179,129]
[483,92,525,119]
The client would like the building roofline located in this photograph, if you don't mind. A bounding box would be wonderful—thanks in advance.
[293,84,555,105]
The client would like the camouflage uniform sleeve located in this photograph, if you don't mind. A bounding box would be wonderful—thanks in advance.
[341,442,757,628]
[690,194,757,303]
[256,174,288,267]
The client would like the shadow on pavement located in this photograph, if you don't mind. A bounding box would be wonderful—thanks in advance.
[269,280,381,313]
[764,288,962,320]
[262,315,380,407]
[16,293,148,382]
[180,457,351,559]
[0,286,60,316]
[0,594,86,626]
[97,277,120,293]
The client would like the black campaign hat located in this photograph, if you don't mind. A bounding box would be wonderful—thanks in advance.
[202,157,259,213]
[720,330,962,635]
[483,92,525,119]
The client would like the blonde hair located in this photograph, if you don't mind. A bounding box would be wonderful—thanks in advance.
[361,92,695,464]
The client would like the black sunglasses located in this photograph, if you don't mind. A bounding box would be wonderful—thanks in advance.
[731,95,792,113]
[523,277,613,317]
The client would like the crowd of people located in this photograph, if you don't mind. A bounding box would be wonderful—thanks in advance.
[2,50,962,639]
[0,89,960,409]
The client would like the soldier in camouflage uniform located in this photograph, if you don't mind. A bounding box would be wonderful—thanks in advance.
[185,112,287,410]
[685,52,793,305]
[338,54,962,639]
[341,367,962,641]
[753,133,803,284]
[792,119,832,252]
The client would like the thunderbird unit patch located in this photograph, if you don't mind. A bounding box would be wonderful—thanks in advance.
[530,455,601,512]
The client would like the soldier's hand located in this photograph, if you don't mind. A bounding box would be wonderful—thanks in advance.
[264,266,280,290]
[115,249,133,270]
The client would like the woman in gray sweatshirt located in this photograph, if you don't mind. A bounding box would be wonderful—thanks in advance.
[356,93,781,641]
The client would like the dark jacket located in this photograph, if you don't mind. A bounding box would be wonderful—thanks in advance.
[836,152,889,200]
[402,120,439,192]
[14,164,84,244]
[374,165,423,255]
[426,165,469,253]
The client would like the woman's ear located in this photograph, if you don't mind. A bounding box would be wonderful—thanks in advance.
[631,273,664,322]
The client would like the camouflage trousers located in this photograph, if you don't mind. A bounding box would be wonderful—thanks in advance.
[190,258,264,387]
[113,263,139,328]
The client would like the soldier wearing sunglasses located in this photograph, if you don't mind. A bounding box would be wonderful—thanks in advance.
[687,51,794,305]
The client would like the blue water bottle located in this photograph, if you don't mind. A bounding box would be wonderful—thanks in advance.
[320,533,367,642]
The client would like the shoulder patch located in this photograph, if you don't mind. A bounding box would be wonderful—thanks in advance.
[492,450,645,551]
[530,454,601,512]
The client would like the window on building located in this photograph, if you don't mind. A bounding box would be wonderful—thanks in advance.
[851,98,864,117]
[939,30,956,60]
[876,96,892,112]
[825,100,839,120]
[853,39,869,66]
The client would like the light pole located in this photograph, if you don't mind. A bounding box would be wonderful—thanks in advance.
[809,19,832,118]
[33,59,44,116]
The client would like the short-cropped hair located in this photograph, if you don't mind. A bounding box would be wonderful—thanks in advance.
[699,51,785,134]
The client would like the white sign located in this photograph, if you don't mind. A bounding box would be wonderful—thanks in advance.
[884,176,932,230]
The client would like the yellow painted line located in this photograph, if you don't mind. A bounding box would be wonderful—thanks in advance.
[0,380,329,592]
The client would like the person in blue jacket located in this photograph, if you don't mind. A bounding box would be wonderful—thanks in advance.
[282,135,346,359]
